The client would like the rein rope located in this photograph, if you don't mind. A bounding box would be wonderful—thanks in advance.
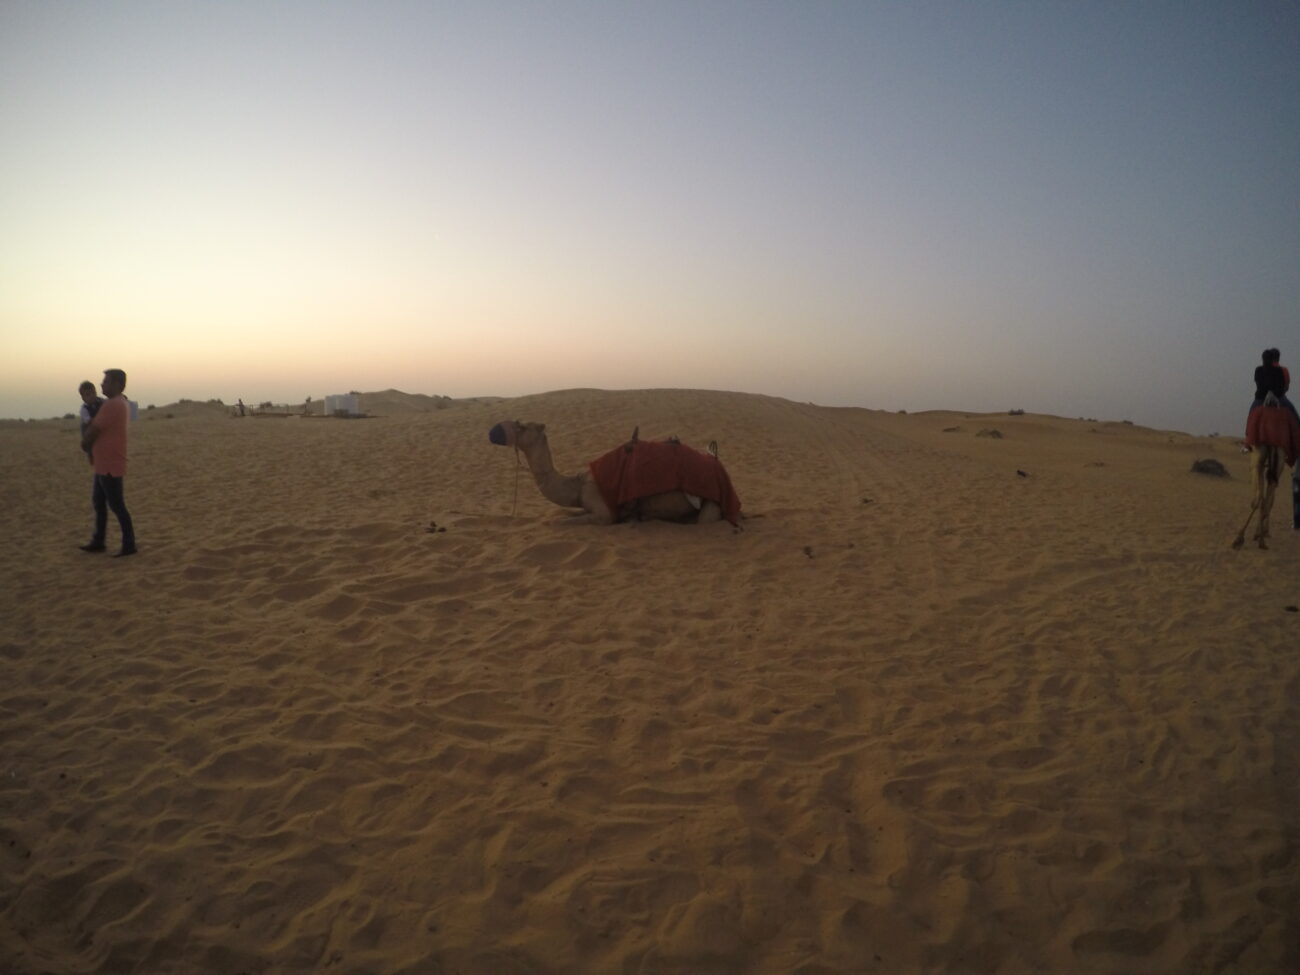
[511,444,524,517]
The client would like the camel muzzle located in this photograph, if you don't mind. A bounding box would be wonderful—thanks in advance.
[488,421,514,447]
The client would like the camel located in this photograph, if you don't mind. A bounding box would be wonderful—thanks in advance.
[1234,394,1298,550]
[488,420,739,525]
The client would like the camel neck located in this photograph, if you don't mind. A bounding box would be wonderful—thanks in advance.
[518,439,584,508]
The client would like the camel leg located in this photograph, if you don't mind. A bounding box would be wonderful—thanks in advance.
[1256,447,1283,548]
[696,500,723,524]
[1258,481,1276,549]
[628,492,702,522]
[1232,500,1259,550]
[570,480,615,525]
[1234,454,1261,549]
[563,513,618,525]
[561,506,616,525]
[1244,447,1281,549]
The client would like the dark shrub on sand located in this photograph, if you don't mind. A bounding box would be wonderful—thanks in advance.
[1190,459,1229,477]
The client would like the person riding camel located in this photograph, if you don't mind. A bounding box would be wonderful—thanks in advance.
[1251,347,1299,421]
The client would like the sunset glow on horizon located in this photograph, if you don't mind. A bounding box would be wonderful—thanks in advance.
[2,2,1296,434]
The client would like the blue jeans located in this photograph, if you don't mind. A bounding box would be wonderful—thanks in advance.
[92,474,135,550]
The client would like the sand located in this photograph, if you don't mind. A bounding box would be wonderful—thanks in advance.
[1,387,1296,974]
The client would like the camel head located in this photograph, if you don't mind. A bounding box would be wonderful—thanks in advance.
[488,420,546,449]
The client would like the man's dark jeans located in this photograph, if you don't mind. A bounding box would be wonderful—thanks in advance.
[92,474,135,550]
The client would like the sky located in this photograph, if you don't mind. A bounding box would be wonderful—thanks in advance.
[1,1,1296,434]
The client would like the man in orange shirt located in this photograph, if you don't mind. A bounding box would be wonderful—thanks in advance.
[80,368,137,557]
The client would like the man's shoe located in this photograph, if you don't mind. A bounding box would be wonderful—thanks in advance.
[113,546,138,558]
[79,542,106,552]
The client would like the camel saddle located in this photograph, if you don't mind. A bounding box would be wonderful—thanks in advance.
[588,439,742,525]
[1246,403,1300,467]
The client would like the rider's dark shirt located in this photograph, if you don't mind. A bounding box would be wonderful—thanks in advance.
[1254,364,1287,400]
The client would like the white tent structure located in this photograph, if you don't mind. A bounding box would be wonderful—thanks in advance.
[323,393,360,417]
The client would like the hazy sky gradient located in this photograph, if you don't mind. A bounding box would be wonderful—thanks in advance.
[2,1,1296,433]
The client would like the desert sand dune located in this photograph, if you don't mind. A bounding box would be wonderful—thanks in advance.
[1,388,1296,974]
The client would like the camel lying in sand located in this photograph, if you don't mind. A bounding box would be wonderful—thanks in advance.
[488,420,741,526]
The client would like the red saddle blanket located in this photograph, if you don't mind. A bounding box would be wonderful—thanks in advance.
[588,440,742,524]
[1246,405,1300,466]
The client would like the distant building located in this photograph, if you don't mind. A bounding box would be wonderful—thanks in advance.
[323,393,359,416]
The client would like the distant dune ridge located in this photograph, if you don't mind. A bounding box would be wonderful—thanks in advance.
[1,387,1296,974]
